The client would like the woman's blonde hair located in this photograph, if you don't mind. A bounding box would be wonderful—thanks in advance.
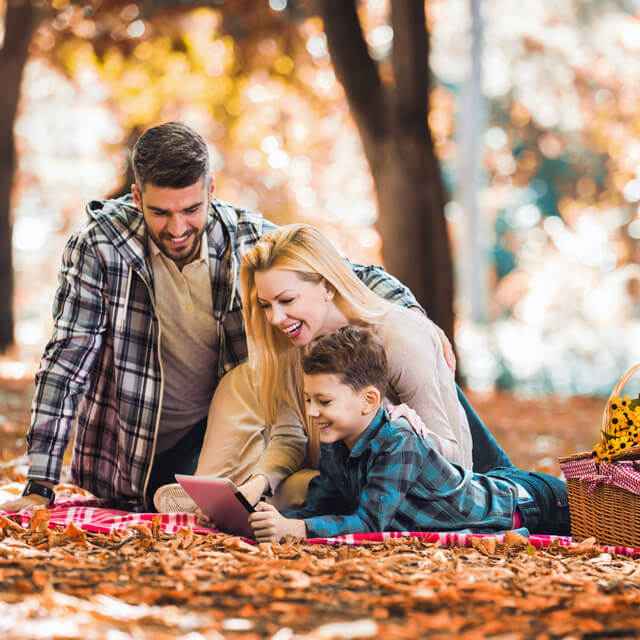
[240,224,392,462]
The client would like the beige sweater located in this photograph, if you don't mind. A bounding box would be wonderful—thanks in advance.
[195,362,308,491]
[375,305,473,469]
[196,305,473,489]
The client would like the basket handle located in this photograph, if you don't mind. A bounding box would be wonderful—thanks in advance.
[601,362,640,440]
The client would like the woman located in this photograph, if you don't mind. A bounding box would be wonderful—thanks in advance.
[237,223,569,535]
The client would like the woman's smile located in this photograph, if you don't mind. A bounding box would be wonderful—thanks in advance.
[281,320,303,339]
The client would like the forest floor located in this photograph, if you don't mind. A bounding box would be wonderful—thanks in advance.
[2,377,640,640]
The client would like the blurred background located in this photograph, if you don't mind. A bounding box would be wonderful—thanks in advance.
[1,0,640,398]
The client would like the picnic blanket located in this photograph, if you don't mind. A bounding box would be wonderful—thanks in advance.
[2,485,640,557]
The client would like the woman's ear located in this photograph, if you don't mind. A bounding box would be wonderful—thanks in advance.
[322,280,335,302]
[361,386,381,416]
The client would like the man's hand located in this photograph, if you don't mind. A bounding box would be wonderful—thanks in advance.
[385,403,429,440]
[249,502,306,542]
[434,323,456,374]
[237,474,270,507]
[409,308,456,374]
[0,494,50,513]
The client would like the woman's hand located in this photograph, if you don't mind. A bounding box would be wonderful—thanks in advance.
[386,403,430,440]
[249,502,306,542]
[237,474,270,507]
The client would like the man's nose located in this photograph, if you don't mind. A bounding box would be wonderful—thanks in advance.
[306,402,320,418]
[166,214,187,237]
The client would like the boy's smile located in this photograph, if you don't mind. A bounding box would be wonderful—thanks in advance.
[303,372,378,450]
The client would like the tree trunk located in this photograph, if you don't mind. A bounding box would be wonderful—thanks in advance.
[373,135,454,341]
[0,0,43,352]
[315,0,454,341]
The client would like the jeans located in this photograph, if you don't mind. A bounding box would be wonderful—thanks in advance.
[144,415,208,510]
[488,467,571,536]
[457,385,514,473]
[457,386,571,536]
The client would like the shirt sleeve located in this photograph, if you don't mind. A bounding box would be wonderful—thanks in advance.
[27,231,108,484]
[281,466,351,521]
[302,436,423,538]
[347,260,425,313]
[251,404,308,493]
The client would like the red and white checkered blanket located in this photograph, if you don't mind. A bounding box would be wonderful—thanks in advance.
[2,492,640,557]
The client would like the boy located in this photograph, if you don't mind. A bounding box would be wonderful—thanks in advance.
[249,326,525,542]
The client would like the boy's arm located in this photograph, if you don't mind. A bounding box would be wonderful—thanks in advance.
[303,437,423,538]
[281,470,351,520]
[249,469,351,542]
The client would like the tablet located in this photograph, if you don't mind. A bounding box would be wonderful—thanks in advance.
[175,475,255,539]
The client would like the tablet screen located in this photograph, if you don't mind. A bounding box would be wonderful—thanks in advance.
[175,475,255,539]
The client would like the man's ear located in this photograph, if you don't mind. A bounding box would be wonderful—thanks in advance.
[132,184,142,210]
[208,175,216,200]
[361,386,381,416]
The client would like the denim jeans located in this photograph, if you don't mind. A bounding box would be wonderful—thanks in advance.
[488,467,571,536]
[457,386,571,536]
[456,385,514,473]
[144,415,208,510]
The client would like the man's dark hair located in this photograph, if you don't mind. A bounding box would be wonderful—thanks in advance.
[132,122,210,190]
[302,326,388,396]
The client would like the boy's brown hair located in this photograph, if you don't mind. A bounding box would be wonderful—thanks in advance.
[301,326,388,395]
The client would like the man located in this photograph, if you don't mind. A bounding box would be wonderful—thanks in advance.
[0,122,424,512]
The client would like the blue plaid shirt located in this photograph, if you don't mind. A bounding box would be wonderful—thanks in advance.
[284,408,519,537]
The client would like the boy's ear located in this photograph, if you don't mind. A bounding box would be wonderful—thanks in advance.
[361,386,381,415]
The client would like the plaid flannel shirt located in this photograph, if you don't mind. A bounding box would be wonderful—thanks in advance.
[27,195,421,506]
[284,408,519,538]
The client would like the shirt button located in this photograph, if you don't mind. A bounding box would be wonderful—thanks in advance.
[186,305,193,312]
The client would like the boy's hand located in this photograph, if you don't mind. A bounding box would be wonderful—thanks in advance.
[249,502,306,542]
[385,403,429,440]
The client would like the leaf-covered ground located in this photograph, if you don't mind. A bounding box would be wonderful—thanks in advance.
[3,378,639,640]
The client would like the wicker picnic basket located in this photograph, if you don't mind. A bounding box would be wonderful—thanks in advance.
[558,363,640,549]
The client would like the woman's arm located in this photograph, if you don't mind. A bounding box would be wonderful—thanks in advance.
[197,365,307,504]
[247,404,308,498]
